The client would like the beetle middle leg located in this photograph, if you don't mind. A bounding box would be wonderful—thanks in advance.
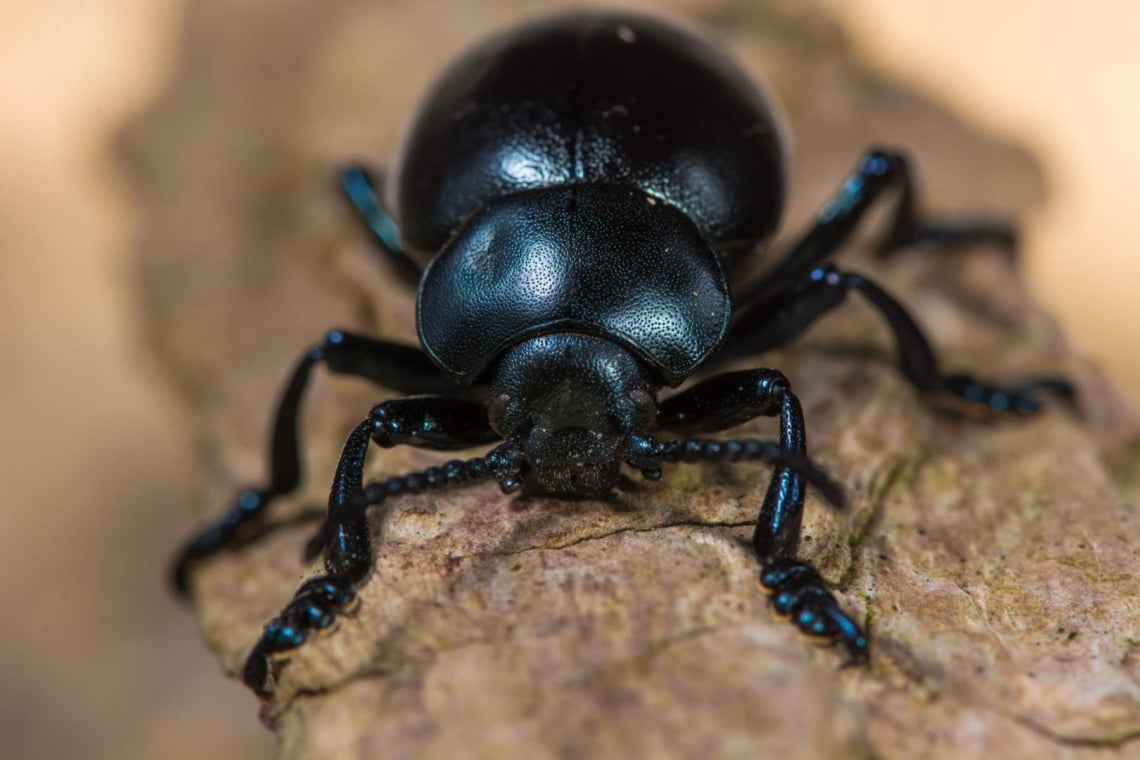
[171,330,465,595]
[632,370,868,661]
[724,265,1074,416]
[242,409,521,697]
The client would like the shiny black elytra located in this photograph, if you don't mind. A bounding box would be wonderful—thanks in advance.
[172,11,1074,699]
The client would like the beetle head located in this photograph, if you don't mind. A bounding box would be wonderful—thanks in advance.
[487,333,659,497]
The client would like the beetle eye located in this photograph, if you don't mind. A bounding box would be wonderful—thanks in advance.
[488,393,512,431]
[627,388,658,427]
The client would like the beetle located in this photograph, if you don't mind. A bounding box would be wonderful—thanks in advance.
[172,10,1074,699]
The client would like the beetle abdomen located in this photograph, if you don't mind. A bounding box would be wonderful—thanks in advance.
[417,184,731,386]
[393,11,788,262]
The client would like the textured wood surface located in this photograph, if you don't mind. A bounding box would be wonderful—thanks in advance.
[122,1,1140,757]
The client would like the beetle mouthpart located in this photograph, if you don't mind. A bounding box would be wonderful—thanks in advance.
[526,427,622,497]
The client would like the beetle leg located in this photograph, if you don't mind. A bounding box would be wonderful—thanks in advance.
[625,374,867,662]
[740,379,865,661]
[758,558,868,664]
[300,395,503,560]
[339,164,422,287]
[638,376,811,557]
[736,148,1016,308]
[725,265,1075,416]
[171,332,464,596]
[657,368,793,434]
[864,149,1018,259]
[244,419,522,698]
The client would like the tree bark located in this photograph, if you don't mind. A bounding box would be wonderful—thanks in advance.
[122,1,1140,757]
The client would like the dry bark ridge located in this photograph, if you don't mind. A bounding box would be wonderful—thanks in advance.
[121,1,1140,757]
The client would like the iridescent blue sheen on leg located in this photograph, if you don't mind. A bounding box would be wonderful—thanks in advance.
[241,435,523,698]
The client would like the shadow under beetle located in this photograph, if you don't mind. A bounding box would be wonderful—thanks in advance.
[172,11,1074,699]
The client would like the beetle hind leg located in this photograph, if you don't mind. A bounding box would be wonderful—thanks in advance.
[871,149,1018,261]
[338,164,422,287]
[734,148,1018,311]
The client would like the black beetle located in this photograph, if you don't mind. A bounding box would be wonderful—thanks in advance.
[172,11,1074,699]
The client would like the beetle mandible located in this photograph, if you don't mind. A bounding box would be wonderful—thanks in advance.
[172,11,1074,698]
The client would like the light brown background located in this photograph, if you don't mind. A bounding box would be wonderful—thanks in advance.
[0,2,1135,759]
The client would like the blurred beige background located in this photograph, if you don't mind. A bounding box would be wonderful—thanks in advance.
[0,2,1135,759]
[825,0,1140,396]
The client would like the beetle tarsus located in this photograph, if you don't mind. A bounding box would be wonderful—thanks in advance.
[879,220,1018,260]
[759,558,869,662]
[940,373,1076,417]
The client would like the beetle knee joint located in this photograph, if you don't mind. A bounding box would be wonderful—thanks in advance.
[753,370,791,410]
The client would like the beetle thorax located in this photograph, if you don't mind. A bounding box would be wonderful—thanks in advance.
[486,333,659,497]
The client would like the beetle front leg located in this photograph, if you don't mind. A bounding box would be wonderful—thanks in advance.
[301,395,503,559]
[242,419,374,698]
[658,370,817,553]
[171,331,464,595]
[243,409,522,699]
[635,374,868,662]
[658,368,791,435]
[656,368,808,550]
[747,378,868,662]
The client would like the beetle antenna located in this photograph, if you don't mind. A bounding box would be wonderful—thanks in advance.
[623,435,846,509]
[300,441,526,562]
[356,440,525,512]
